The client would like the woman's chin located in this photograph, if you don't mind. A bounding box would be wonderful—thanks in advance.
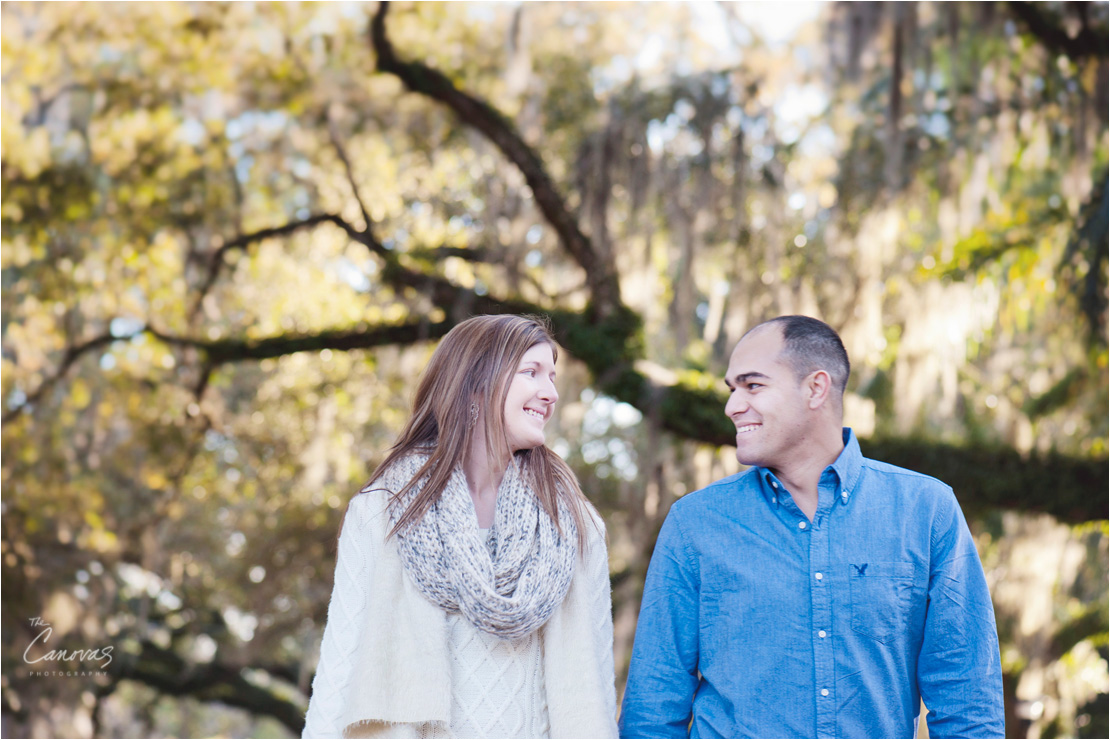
[511,437,546,453]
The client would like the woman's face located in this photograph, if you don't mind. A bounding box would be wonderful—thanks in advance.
[502,343,559,452]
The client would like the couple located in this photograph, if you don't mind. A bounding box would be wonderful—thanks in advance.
[302,314,1005,739]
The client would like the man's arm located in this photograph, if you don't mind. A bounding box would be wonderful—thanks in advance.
[917,490,1006,738]
[619,507,700,739]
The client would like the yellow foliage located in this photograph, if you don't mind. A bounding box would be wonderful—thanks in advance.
[70,379,91,410]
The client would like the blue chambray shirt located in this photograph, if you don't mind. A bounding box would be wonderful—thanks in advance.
[619,429,1005,739]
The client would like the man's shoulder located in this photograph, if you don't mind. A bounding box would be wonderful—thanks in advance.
[857,455,961,516]
[859,455,952,492]
[669,468,761,514]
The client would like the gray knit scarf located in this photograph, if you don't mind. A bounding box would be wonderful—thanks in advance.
[378,452,578,640]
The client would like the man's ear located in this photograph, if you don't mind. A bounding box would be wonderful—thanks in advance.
[805,370,833,410]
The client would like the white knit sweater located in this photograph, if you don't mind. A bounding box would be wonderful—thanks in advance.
[302,488,618,739]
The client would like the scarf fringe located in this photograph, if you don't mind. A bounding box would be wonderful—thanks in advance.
[342,717,449,738]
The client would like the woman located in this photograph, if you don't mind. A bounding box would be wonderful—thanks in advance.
[302,314,617,739]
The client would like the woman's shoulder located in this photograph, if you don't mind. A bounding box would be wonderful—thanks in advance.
[341,488,391,540]
[348,450,433,521]
[582,500,606,533]
[576,500,608,553]
[360,450,433,494]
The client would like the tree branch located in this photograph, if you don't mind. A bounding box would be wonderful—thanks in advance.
[191,214,352,320]
[188,205,542,334]
[189,210,398,322]
[10,312,1104,524]
[328,116,375,234]
[148,320,456,364]
[115,639,305,735]
[369,1,623,317]
[1007,1,1108,61]
[862,436,1108,524]
[407,245,496,263]
[2,332,117,425]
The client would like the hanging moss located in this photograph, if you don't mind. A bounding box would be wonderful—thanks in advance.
[861,437,1108,524]
[550,303,644,372]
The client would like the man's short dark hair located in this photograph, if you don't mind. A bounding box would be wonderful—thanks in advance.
[750,315,850,396]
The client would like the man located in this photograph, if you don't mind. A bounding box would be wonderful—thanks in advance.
[620,316,1004,739]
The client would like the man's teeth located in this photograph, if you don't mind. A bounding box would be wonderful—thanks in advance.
[737,424,760,433]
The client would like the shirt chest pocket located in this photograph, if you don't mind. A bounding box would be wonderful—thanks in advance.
[849,561,915,644]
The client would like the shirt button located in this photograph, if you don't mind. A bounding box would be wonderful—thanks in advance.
[821,689,830,697]
[818,630,827,638]
[771,481,779,489]
[815,572,823,580]
[798,521,807,529]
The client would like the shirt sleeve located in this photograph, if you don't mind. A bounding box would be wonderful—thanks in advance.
[619,506,699,739]
[303,494,376,739]
[917,490,1006,739]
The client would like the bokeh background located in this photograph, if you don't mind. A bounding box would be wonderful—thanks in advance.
[2,1,1107,737]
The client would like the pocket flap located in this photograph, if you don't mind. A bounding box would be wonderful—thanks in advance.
[848,561,914,579]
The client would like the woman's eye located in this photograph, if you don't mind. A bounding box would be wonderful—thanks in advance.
[521,369,536,377]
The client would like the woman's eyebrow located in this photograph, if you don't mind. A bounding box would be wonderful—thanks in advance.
[519,360,555,371]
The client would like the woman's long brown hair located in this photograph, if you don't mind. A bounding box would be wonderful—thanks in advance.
[357,314,592,550]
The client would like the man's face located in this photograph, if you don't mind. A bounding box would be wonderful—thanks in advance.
[724,327,811,471]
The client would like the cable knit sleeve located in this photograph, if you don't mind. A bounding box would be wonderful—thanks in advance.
[303,493,379,739]
[544,509,619,738]
[586,515,619,736]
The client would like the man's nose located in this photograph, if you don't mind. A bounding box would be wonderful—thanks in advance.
[725,392,747,418]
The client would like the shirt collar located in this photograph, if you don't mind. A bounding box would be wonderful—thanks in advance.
[832,427,863,502]
[757,427,864,506]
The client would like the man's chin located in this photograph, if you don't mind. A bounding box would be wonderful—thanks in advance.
[734,447,763,468]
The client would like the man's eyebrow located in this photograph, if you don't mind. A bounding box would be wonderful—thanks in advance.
[726,371,770,387]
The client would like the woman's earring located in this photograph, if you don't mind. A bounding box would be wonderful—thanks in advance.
[469,402,479,428]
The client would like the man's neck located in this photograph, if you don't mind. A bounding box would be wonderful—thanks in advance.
[772,429,844,521]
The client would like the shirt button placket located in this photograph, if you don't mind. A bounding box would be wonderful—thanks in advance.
[811,508,836,738]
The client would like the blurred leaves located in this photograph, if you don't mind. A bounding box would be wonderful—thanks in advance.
[1059,169,1109,347]
[2,1,1108,737]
